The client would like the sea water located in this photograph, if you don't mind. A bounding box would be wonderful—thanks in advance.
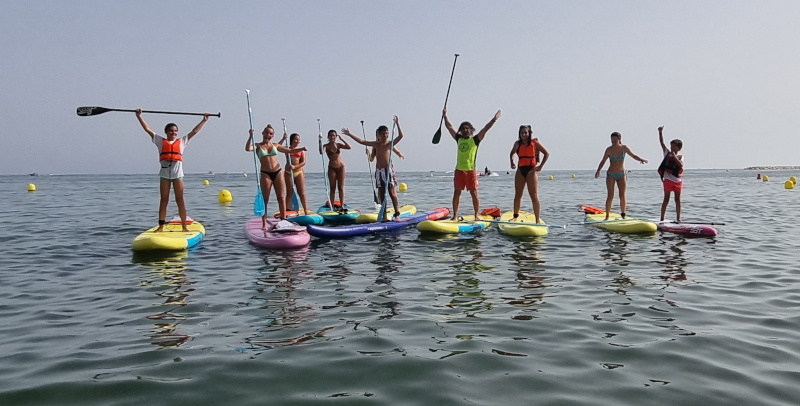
[1,170,798,405]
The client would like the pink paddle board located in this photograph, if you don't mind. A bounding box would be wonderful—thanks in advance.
[245,218,310,249]
[656,222,718,237]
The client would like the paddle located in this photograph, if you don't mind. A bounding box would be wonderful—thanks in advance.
[361,120,380,205]
[377,119,398,222]
[487,219,564,229]
[566,217,648,226]
[77,106,221,117]
[318,119,333,210]
[282,118,301,211]
[432,53,459,144]
[648,219,726,226]
[245,90,265,217]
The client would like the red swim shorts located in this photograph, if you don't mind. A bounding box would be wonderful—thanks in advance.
[663,179,683,192]
[454,169,478,191]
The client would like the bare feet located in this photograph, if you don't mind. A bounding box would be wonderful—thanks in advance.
[155,225,164,233]
[182,227,190,232]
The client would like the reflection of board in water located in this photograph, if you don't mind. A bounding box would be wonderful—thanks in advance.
[132,250,192,348]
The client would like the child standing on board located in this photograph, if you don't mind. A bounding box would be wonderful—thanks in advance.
[443,107,502,220]
[318,129,351,211]
[657,126,684,221]
[135,108,210,232]
[595,132,648,220]
[342,115,404,222]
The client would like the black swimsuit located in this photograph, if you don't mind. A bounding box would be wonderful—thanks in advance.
[261,169,282,181]
[518,166,534,178]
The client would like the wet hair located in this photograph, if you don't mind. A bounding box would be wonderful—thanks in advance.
[164,123,178,133]
[671,139,683,149]
[290,133,300,144]
[263,124,274,133]
[458,121,475,137]
[375,125,389,135]
[610,132,622,140]
[327,129,337,137]
[518,125,533,144]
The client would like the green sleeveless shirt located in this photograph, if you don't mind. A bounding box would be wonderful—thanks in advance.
[456,136,480,171]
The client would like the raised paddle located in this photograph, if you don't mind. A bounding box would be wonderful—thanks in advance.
[245,91,265,217]
[318,119,333,209]
[282,118,301,212]
[77,106,221,117]
[432,53,459,144]
[361,120,380,206]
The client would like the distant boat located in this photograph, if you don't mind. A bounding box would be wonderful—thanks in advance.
[29,173,38,176]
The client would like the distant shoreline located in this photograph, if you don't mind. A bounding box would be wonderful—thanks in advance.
[743,166,800,170]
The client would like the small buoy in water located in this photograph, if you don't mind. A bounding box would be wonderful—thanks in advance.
[785,180,794,189]
[398,182,408,192]
[429,173,433,177]
[549,175,554,180]
[572,174,576,178]
[27,183,36,192]
[203,180,210,185]
[763,175,769,182]
[218,189,232,203]
[791,176,797,185]
[243,173,248,178]
[757,174,761,179]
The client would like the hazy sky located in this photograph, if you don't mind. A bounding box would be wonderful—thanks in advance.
[2,1,798,175]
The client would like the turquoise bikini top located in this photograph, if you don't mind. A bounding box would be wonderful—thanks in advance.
[609,152,626,162]
[257,144,278,158]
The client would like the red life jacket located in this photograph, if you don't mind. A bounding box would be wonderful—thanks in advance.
[517,138,538,167]
[160,138,182,162]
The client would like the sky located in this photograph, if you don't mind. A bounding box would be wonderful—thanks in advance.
[1,0,798,175]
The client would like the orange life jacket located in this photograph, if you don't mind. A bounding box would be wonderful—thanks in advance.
[160,138,182,162]
[517,138,537,167]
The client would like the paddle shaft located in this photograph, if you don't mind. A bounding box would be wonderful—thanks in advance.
[488,220,559,228]
[77,106,220,117]
[432,54,459,144]
[318,119,332,207]
[245,90,265,217]
[282,119,301,211]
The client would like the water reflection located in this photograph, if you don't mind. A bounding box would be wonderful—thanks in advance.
[653,236,690,284]
[247,249,322,349]
[504,240,547,320]
[446,238,493,317]
[366,235,403,320]
[599,234,635,295]
[132,250,192,348]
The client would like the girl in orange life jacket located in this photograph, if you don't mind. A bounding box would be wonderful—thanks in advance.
[319,129,352,211]
[135,108,210,233]
[246,125,307,228]
[509,125,550,224]
[594,132,648,220]
[278,132,311,216]
[657,126,684,221]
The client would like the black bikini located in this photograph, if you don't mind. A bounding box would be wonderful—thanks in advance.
[261,169,282,181]
[518,166,534,178]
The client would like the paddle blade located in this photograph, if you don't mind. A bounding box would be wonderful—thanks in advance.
[254,188,265,217]
[373,190,380,205]
[291,190,300,211]
[432,127,442,144]
[76,106,112,116]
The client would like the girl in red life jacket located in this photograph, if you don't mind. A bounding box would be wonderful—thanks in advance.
[657,126,684,221]
[246,125,307,228]
[509,125,550,224]
[135,108,210,232]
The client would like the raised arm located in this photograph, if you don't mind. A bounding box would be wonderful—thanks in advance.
[392,115,404,145]
[245,129,255,152]
[658,126,667,152]
[623,145,648,164]
[443,108,457,140]
[595,148,610,178]
[135,108,155,140]
[337,134,352,150]
[341,128,378,147]
[509,140,520,169]
[535,140,550,171]
[476,110,502,142]
[186,113,210,141]
[392,146,405,159]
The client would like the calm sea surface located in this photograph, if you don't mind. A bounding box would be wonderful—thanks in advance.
[1,169,799,405]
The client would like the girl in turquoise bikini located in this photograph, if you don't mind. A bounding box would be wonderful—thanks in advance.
[594,132,648,220]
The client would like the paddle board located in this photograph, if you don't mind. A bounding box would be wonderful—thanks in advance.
[581,206,656,234]
[356,204,416,224]
[656,222,718,237]
[307,207,450,238]
[317,202,360,224]
[132,216,205,251]
[275,210,324,226]
[246,218,310,249]
[497,211,548,237]
[417,214,491,234]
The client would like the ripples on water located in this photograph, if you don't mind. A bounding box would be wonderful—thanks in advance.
[1,170,800,405]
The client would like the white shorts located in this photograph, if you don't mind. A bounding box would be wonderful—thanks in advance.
[375,166,397,188]
[159,160,184,181]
